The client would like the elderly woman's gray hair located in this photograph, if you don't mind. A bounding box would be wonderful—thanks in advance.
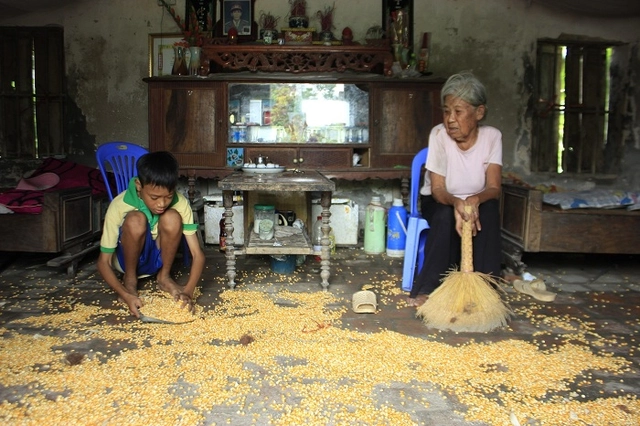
[441,72,487,107]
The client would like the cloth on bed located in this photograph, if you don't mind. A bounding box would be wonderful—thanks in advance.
[543,189,640,210]
[0,158,113,214]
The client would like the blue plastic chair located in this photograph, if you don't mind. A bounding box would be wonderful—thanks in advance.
[96,142,148,201]
[401,148,430,292]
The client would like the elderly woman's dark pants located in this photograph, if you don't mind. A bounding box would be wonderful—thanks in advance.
[409,196,502,298]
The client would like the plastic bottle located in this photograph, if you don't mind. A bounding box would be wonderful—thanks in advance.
[364,196,386,254]
[219,212,227,252]
[329,226,336,255]
[386,198,408,257]
[312,215,323,253]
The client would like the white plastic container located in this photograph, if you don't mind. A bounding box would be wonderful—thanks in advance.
[311,198,359,245]
[204,203,244,245]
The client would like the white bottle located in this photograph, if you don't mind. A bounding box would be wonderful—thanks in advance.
[312,215,323,253]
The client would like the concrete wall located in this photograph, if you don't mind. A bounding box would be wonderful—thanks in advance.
[2,0,640,191]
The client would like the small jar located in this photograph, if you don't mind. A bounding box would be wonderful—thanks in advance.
[254,204,276,234]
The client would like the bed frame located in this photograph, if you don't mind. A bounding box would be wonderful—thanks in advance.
[500,182,640,274]
[0,187,106,276]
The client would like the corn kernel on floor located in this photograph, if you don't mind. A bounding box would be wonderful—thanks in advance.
[0,247,639,425]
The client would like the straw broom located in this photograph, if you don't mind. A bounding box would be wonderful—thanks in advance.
[416,206,512,332]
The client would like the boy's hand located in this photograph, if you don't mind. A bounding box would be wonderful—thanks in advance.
[174,293,195,313]
[121,293,144,318]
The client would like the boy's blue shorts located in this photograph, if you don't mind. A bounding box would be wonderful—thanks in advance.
[115,224,163,276]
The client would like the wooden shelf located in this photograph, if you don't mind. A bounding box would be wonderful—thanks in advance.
[245,228,313,255]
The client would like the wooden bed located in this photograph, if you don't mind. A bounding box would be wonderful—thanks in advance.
[500,182,640,274]
[0,158,112,276]
[0,187,106,275]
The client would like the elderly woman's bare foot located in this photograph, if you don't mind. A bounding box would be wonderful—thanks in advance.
[406,294,428,307]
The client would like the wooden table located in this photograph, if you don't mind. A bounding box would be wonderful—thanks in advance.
[218,170,336,289]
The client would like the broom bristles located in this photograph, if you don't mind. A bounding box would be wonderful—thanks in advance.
[416,270,512,333]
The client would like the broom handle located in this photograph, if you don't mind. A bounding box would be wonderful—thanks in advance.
[461,205,474,273]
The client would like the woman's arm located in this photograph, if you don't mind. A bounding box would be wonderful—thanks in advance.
[430,163,502,236]
[430,172,468,236]
[463,163,502,233]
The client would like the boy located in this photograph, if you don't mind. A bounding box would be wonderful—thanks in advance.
[97,151,205,317]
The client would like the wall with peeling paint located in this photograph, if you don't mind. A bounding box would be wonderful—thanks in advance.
[2,0,640,189]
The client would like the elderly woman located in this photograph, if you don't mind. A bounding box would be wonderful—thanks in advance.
[407,72,502,307]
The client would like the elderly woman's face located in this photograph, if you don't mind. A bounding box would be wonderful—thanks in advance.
[442,95,485,144]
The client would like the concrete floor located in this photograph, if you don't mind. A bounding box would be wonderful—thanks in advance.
[0,246,639,425]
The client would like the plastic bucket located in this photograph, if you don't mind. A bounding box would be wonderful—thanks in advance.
[270,255,297,274]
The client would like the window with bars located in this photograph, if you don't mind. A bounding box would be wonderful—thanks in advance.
[0,26,66,159]
[532,38,625,175]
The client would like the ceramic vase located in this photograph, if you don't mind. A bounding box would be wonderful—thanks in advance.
[263,29,275,45]
[172,46,188,76]
[189,46,201,76]
[320,30,333,45]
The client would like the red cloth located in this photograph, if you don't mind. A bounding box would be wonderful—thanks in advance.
[0,158,113,214]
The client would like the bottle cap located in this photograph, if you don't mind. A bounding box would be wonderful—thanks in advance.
[392,198,403,206]
[371,196,382,204]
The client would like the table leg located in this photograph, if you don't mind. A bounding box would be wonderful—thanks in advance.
[223,190,237,289]
[319,191,332,289]
[187,170,196,203]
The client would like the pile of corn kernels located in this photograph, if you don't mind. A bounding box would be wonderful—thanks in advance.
[0,275,638,425]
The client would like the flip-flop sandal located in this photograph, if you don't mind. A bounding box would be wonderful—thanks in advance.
[352,290,377,313]
[530,279,549,292]
[513,279,557,302]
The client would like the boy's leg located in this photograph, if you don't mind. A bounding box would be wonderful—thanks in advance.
[118,211,150,294]
[155,209,184,296]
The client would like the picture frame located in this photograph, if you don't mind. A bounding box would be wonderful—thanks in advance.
[185,0,216,35]
[382,0,414,48]
[148,33,186,77]
[215,0,257,41]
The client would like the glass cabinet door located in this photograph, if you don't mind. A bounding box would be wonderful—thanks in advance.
[227,83,369,145]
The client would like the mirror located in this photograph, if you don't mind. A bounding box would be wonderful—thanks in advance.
[228,83,370,144]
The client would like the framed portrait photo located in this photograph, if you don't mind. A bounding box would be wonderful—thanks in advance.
[148,33,185,77]
[215,0,257,41]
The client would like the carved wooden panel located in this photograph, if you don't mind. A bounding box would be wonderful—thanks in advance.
[203,44,393,75]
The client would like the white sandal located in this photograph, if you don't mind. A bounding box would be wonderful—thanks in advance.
[513,279,557,302]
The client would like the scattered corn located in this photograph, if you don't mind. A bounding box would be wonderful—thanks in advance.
[138,290,201,323]
[0,269,638,425]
